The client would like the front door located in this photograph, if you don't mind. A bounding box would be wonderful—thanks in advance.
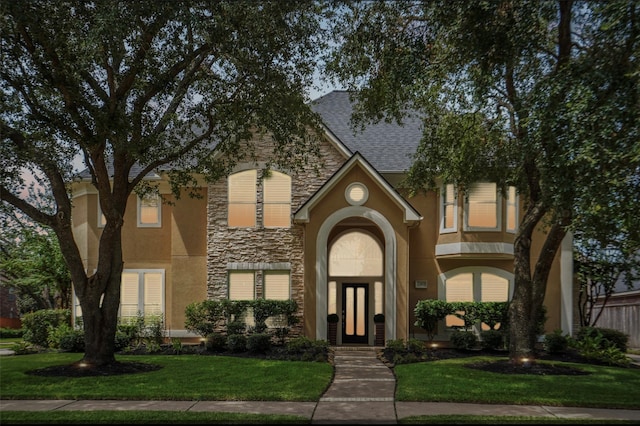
[342,283,368,344]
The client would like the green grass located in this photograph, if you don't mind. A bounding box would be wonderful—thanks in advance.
[394,356,640,409]
[2,351,640,424]
[0,353,333,401]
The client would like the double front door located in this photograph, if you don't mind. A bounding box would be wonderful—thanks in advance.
[341,283,368,344]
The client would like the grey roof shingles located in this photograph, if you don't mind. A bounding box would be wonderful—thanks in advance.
[310,90,424,173]
[77,90,424,179]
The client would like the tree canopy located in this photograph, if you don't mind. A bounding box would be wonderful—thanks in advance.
[1,0,330,366]
[325,0,640,361]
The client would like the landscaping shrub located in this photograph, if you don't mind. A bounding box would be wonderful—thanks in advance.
[21,309,70,348]
[449,330,478,350]
[414,299,454,341]
[285,336,329,361]
[406,338,426,355]
[0,327,24,338]
[544,329,569,354]
[577,326,628,352]
[247,333,272,354]
[58,328,85,352]
[480,329,505,350]
[572,331,631,367]
[114,330,131,351]
[226,334,247,352]
[205,332,227,352]
[226,320,246,336]
[385,339,406,352]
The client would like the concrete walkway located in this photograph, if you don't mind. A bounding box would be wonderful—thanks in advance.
[2,346,640,423]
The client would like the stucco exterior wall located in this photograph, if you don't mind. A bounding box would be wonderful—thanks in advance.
[71,182,208,336]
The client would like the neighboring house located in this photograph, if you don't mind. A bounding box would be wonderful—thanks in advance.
[593,274,640,348]
[70,90,574,346]
[0,280,21,329]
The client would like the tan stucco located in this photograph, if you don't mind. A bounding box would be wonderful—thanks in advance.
[71,133,571,345]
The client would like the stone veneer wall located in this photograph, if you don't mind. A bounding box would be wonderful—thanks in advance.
[207,134,346,336]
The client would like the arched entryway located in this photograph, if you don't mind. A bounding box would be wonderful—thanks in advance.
[328,229,383,344]
[315,206,397,345]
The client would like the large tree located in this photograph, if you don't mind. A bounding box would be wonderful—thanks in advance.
[1,1,329,367]
[325,0,640,363]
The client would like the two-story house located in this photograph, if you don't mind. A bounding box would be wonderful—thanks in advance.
[71,90,574,346]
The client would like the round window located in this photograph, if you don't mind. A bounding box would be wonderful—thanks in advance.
[345,182,368,206]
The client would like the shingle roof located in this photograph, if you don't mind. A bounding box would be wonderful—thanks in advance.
[77,90,424,180]
[310,90,424,173]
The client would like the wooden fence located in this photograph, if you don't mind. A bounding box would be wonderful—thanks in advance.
[593,300,640,348]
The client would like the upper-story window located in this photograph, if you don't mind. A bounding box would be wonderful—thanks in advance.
[440,183,458,233]
[440,182,518,234]
[464,182,500,231]
[228,169,291,228]
[506,186,518,233]
[137,193,162,227]
[228,170,257,227]
[263,171,291,228]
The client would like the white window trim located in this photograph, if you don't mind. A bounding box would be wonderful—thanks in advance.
[345,182,369,206]
[137,194,162,228]
[440,183,458,234]
[72,269,165,322]
[463,182,502,232]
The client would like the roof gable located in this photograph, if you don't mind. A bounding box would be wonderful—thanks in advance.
[294,152,422,224]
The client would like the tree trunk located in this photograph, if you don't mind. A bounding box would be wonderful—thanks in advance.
[510,203,568,364]
[70,213,125,367]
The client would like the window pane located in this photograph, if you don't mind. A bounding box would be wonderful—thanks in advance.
[356,287,365,336]
[329,231,383,277]
[375,281,383,315]
[264,272,290,300]
[481,273,509,302]
[445,273,473,327]
[144,272,163,316]
[263,172,291,202]
[228,204,256,227]
[229,170,257,202]
[121,272,139,318]
[228,170,256,227]
[345,287,354,335]
[506,186,517,231]
[263,204,291,227]
[468,182,497,228]
[139,194,161,225]
[442,184,456,231]
[264,172,291,227]
[444,204,455,229]
[328,281,337,315]
[229,272,254,300]
[349,185,365,203]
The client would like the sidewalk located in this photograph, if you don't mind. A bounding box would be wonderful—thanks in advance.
[2,346,640,423]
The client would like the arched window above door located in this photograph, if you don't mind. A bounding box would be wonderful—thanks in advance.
[329,231,383,277]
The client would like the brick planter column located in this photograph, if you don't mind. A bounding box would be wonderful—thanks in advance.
[328,323,337,345]
[375,322,385,346]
